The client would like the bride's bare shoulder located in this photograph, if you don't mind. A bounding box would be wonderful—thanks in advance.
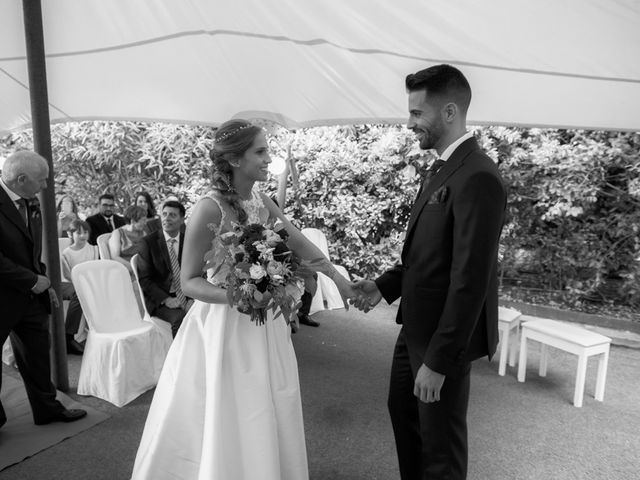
[189,195,224,231]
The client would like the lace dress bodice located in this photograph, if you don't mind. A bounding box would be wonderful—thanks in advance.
[204,190,270,286]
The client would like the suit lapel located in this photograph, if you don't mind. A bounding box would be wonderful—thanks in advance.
[0,187,32,240]
[156,231,172,274]
[403,138,480,253]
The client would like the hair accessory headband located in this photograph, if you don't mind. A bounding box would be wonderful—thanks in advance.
[216,124,254,142]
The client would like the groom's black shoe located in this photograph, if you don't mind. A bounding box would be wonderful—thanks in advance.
[34,408,87,425]
[298,314,320,327]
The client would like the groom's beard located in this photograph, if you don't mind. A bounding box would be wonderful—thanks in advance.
[416,121,444,151]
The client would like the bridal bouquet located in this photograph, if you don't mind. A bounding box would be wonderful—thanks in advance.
[212,222,313,325]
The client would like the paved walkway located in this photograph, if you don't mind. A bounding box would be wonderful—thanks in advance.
[1,303,638,479]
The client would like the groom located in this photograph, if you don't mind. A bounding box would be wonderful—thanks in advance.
[354,65,506,479]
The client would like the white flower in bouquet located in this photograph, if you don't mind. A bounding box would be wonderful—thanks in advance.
[239,282,257,296]
[266,260,287,277]
[249,263,267,280]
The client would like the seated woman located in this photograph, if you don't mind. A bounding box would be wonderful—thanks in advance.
[57,194,79,238]
[108,205,148,313]
[60,219,100,354]
[135,190,161,234]
[109,205,148,275]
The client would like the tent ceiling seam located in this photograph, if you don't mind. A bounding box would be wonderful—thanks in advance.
[1,29,638,84]
[0,66,74,121]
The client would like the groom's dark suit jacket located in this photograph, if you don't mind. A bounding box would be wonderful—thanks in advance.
[376,137,506,378]
[137,228,185,315]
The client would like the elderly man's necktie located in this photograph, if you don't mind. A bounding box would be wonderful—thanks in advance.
[167,238,187,307]
[16,199,28,226]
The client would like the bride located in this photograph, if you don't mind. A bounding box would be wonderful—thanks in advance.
[132,119,355,479]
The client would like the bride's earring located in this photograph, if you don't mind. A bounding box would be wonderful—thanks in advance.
[227,156,241,169]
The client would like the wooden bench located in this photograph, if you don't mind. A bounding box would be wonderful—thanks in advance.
[517,318,611,407]
[497,307,522,376]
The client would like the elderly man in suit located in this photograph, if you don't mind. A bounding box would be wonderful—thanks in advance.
[86,193,125,245]
[354,65,507,479]
[137,200,190,337]
[0,151,87,428]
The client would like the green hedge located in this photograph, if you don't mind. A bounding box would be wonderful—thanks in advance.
[2,122,638,308]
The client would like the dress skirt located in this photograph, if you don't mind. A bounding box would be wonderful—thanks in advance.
[132,301,308,480]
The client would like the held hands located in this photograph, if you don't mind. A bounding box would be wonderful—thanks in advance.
[333,275,356,311]
[351,279,382,313]
[414,364,445,403]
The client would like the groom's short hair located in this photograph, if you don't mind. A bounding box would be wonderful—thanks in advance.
[406,64,471,114]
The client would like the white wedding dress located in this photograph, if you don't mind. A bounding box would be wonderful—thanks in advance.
[132,191,308,480]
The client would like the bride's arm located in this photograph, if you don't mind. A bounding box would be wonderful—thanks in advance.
[260,194,355,300]
[180,197,228,304]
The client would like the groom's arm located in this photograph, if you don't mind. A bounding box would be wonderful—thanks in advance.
[375,264,405,304]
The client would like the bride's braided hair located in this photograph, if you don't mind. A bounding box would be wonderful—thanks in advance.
[210,119,262,225]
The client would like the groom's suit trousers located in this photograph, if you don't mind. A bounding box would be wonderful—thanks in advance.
[388,329,470,480]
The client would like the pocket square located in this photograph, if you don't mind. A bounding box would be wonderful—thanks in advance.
[427,186,449,204]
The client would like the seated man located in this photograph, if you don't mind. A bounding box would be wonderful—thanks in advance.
[86,193,126,245]
[137,200,190,337]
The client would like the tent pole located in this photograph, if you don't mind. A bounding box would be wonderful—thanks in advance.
[22,0,69,391]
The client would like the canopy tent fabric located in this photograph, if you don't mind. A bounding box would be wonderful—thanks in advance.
[1,0,640,134]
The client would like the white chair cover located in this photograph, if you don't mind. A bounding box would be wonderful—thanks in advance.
[58,236,71,251]
[72,260,171,407]
[130,254,173,342]
[96,232,112,260]
[301,228,351,314]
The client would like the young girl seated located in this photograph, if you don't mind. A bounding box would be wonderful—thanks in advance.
[60,219,100,354]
